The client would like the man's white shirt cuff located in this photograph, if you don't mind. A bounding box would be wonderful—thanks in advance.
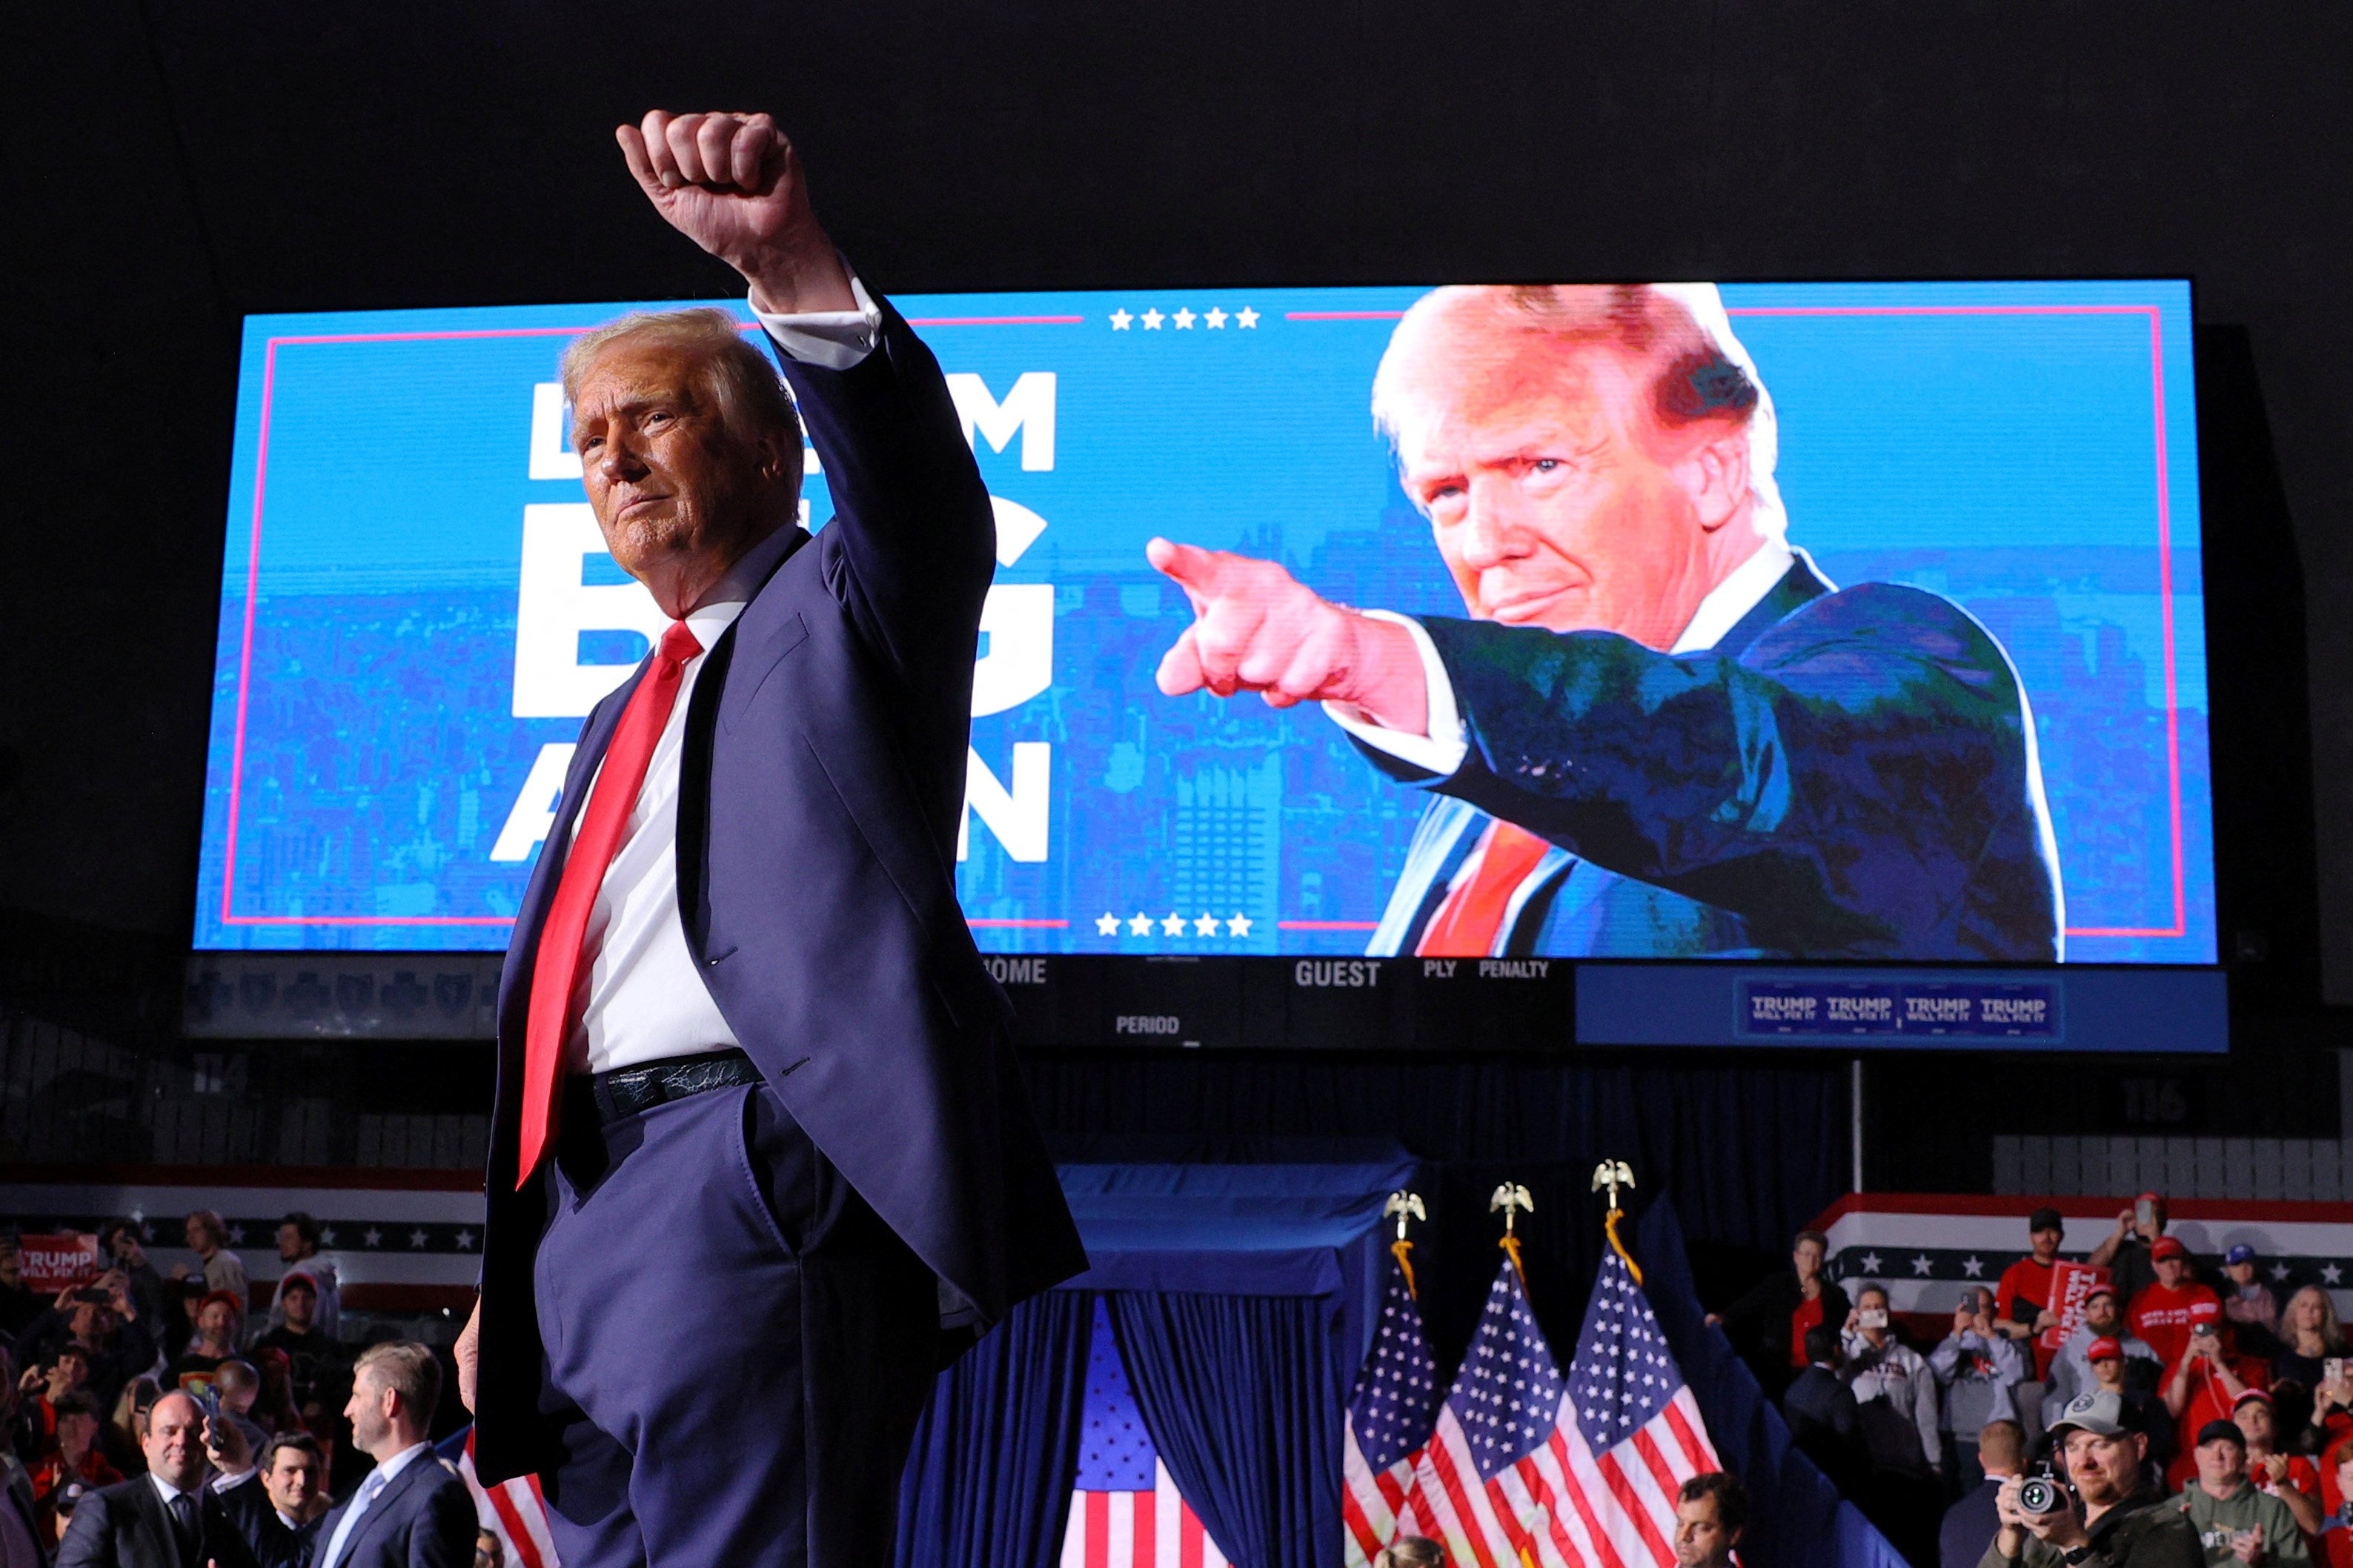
[1321,612,1469,778]
[750,270,883,370]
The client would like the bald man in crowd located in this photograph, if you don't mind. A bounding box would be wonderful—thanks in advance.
[1149,283,2062,960]
[56,1391,259,1568]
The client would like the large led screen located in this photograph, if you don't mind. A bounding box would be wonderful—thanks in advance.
[196,279,2211,963]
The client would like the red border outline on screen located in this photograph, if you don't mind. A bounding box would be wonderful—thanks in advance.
[1273,302,2188,941]
[219,303,2188,943]
[218,316,1081,932]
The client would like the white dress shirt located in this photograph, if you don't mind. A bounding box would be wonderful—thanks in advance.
[562,279,883,1077]
[318,1441,431,1568]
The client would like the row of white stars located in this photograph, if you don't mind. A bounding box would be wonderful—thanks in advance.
[1108,306,1261,331]
[1095,911,1256,937]
[1849,1249,2343,1286]
[312,1226,472,1251]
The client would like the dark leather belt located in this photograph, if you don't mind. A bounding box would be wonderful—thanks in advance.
[569,1049,760,1130]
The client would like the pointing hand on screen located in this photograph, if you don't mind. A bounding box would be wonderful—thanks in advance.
[617,110,857,316]
[1146,538,1429,735]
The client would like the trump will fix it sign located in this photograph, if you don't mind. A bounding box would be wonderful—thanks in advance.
[16,1235,101,1294]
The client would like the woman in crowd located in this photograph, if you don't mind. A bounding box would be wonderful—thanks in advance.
[2280,1286,2351,1390]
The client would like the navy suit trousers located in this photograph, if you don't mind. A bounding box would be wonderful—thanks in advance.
[532,1082,937,1567]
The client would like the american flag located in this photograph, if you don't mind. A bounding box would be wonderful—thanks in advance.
[1405,1250,1721,1568]
[439,1426,562,1568]
[1059,1298,1231,1568]
[1343,1252,1444,1564]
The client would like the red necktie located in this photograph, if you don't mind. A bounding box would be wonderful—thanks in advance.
[1415,820,1555,958]
[516,620,703,1187]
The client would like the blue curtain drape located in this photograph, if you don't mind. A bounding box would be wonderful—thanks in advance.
[895,1290,1092,1568]
[1024,1055,1845,1371]
[1637,1195,1908,1568]
[1106,1291,1341,1568]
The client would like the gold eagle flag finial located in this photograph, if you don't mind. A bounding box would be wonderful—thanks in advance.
[1384,1190,1427,1299]
[1591,1158,1643,1285]
[1489,1182,1534,1286]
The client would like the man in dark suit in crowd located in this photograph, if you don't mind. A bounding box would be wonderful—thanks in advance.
[1784,1325,1871,1498]
[56,1392,258,1568]
[1146,282,2063,961]
[306,1344,472,1568]
[456,110,1085,1567]
[1942,1418,2025,1568]
[213,1432,327,1568]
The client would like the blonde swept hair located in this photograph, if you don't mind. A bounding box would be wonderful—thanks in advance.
[560,308,805,462]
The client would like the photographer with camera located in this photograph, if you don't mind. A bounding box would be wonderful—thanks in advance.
[2179,1418,2307,1564]
[1983,1389,2201,1567]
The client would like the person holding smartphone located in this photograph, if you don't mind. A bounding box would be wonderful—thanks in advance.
[1938,1288,2031,1495]
[2165,1307,2257,1492]
[2092,1195,2180,1310]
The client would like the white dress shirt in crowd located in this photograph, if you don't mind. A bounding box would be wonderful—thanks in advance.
[319,1441,432,1568]
[562,277,883,1077]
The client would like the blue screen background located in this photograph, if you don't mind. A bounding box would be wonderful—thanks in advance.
[194,280,2211,962]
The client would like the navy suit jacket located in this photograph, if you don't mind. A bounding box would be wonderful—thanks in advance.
[55,1477,259,1568]
[1360,555,2063,960]
[307,1454,474,1568]
[475,296,1086,1482]
[214,1473,316,1568]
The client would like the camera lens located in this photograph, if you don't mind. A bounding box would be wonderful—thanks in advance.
[2017,1478,2060,1515]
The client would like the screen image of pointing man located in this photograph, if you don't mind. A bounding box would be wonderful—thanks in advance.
[1148,282,2065,962]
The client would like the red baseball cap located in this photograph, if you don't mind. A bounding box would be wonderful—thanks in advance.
[2234,1387,2274,1410]
[2088,1337,2123,1362]
[2151,1236,2188,1262]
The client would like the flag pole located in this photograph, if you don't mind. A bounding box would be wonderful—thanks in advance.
[1591,1159,1642,1285]
[1383,1189,1426,1300]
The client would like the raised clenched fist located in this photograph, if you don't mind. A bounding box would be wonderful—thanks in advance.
[616,110,854,315]
[1146,537,1427,734]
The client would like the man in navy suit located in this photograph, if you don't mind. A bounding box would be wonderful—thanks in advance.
[307,1344,473,1568]
[1147,283,2062,960]
[455,111,1085,1566]
[56,1392,259,1568]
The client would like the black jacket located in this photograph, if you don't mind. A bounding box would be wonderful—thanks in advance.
[1719,1272,1851,1390]
[1975,1485,2203,1568]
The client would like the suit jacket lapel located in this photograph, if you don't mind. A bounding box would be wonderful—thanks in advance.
[338,1455,433,1565]
[133,1481,185,1568]
[494,665,647,1034]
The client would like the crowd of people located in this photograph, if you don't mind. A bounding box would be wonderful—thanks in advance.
[0,1215,494,1567]
[1710,1195,2353,1566]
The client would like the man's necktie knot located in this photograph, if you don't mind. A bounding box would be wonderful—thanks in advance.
[656,619,703,666]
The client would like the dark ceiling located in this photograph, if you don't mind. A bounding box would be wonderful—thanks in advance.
[11,4,2353,994]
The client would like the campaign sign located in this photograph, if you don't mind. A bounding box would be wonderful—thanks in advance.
[195,280,2211,963]
[1740,980,2061,1038]
[2040,1260,2112,1353]
[18,1234,102,1295]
